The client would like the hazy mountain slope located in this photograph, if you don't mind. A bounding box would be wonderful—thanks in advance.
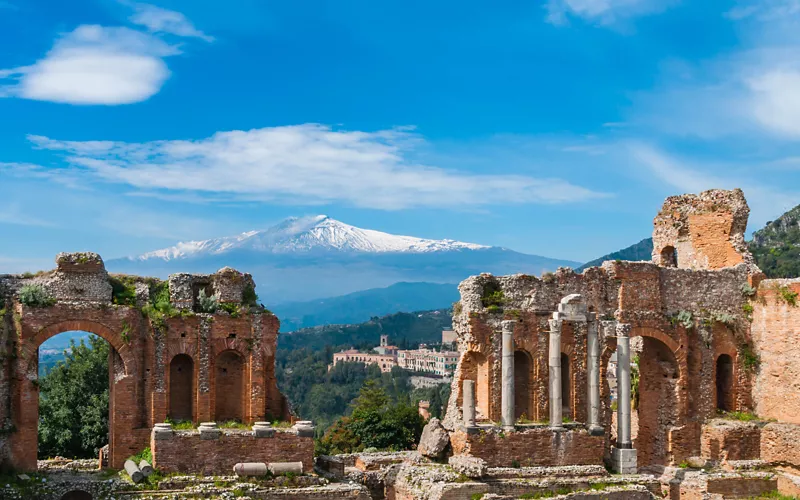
[576,238,654,272]
[750,204,800,278]
[108,215,579,303]
[271,282,459,331]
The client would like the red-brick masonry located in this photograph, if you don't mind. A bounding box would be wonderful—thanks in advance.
[450,427,604,467]
[151,428,314,475]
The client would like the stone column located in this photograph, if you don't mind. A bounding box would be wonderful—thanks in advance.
[548,318,564,430]
[616,323,632,448]
[501,320,516,432]
[462,379,476,428]
[611,322,637,474]
[586,316,602,435]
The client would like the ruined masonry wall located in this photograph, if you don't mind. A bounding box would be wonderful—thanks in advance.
[152,429,314,475]
[751,278,800,424]
[449,427,604,467]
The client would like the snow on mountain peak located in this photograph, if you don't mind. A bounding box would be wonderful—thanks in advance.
[132,216,489,261]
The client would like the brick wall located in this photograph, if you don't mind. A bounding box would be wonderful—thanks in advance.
[151,428,314,475]
[751,279,800,424]
[701,420,761,462]
[449,426,604,467]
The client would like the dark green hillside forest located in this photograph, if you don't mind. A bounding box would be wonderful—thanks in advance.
[749,204,800,278]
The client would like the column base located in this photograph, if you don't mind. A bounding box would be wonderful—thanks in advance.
[610,447,637,474]
[549,425,566,432]
[587,425,604,436]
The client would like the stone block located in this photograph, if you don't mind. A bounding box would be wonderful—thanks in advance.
[448,455,487,478]
[610,447,637,474]
[418,418,450,458]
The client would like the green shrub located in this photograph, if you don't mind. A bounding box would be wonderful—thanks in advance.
[242,284,259,307]
[777,286,798,307]
[739,344,760,372]
[741,283,757,298]
[718,410,760,422]
[109,277,137,306]
[18,284,55,307]
[197,288,218,313]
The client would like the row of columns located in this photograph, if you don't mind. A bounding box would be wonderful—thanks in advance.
[461,294,636,473]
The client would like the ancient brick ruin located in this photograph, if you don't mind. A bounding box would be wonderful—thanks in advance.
[2,188,800,499]
[0,255,297,472]
[434,189,800,483]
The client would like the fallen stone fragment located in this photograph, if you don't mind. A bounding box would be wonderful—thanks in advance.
[418,418,450,458]
[234,462,268,476]
[124,459,144,483]
[269,462,304,475]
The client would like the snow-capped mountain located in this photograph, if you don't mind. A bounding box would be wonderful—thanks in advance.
[130,215,489,261]
[108,216,579,305]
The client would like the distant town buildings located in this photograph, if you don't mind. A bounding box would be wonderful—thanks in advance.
[441,328,457,345]
[397,345,459,376]
[331,349,397,373]
[330,334,459,377]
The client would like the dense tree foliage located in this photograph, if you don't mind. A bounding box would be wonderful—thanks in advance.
[38,335,109,459]
[316,381,425,455]
[750,205,800,278]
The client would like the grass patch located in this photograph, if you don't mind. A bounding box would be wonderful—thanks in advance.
[165,418,196,430]
[128,447,152,464]
[219,420,251,430]
[758,491,799,500]
[718,410,760,422]
[110,276,138,306]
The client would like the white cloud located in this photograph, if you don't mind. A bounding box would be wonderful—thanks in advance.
[26,125,609,210]
[546,0,676,25]
[128,2,214,42]
[748,70,800,138]
[0,203,54,227]
[0,25,176,105]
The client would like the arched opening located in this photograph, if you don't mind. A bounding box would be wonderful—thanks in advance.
[716,354,734,412]
[60,490,93,500]
[169,354,194,422]
[561,353,571,416]
[37,331,110,464]
[514,350,533,420]
[460,351,490,421]
[636,336,679,466]
[660,246,677,267]
[215,350,246,422]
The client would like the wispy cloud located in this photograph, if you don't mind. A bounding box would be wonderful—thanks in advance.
[127,2,214,42]
[25,125,609,210]
[546,0,678,26]
[0,203,54,227]
[628,143,799,229]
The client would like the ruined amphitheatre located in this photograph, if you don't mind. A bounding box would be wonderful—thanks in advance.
[1,188,800,499]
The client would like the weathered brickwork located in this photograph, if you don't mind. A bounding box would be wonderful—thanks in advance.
[701,420,761,462]
[151,428,314,475]
[760,422,800,469]
[444,189,790,470]
[0,254,291,472]
[449,427,604,467]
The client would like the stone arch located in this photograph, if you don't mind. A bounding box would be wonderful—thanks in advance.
[659,246,677,267]
[715,354,734,412]
[215,349,246,422]
[20,319,134,378]
[60,490,93,500]
[514,350,533,420]
[459,350,490,421]
[169,354,195,422]
[636,335,681,466]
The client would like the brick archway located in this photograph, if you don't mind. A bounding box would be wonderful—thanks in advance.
[19,319,135,379]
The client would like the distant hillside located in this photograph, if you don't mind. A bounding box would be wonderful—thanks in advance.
[750,204,800,278]
[272,282,458,331]
[278,309,452,353]
[577,238,654,272]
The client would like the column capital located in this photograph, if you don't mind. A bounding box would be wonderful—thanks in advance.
[548,317,563,331]
[501,319,516,333]
[616,323,632,338]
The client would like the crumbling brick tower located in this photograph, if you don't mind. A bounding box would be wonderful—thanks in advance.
[441,189,794,470]
[0,254,291,471]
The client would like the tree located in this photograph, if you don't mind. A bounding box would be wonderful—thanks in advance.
[317,381,425,454]
[38,335,109,459]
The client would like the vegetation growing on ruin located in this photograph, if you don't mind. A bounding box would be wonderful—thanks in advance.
[481,282,505,313]
[110,276,138,306]
[776,285,798,307]
[197,288,219,313]
[38,334,109,459]
[741,282,757,298]
[18,283,55,307]
[742,303,754,320]
[739,344,760,372]
[242,283,259,307]
[669,310,694,330]
[717,410,760,422]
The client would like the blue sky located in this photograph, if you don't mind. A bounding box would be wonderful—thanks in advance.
[1,0,800,271]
